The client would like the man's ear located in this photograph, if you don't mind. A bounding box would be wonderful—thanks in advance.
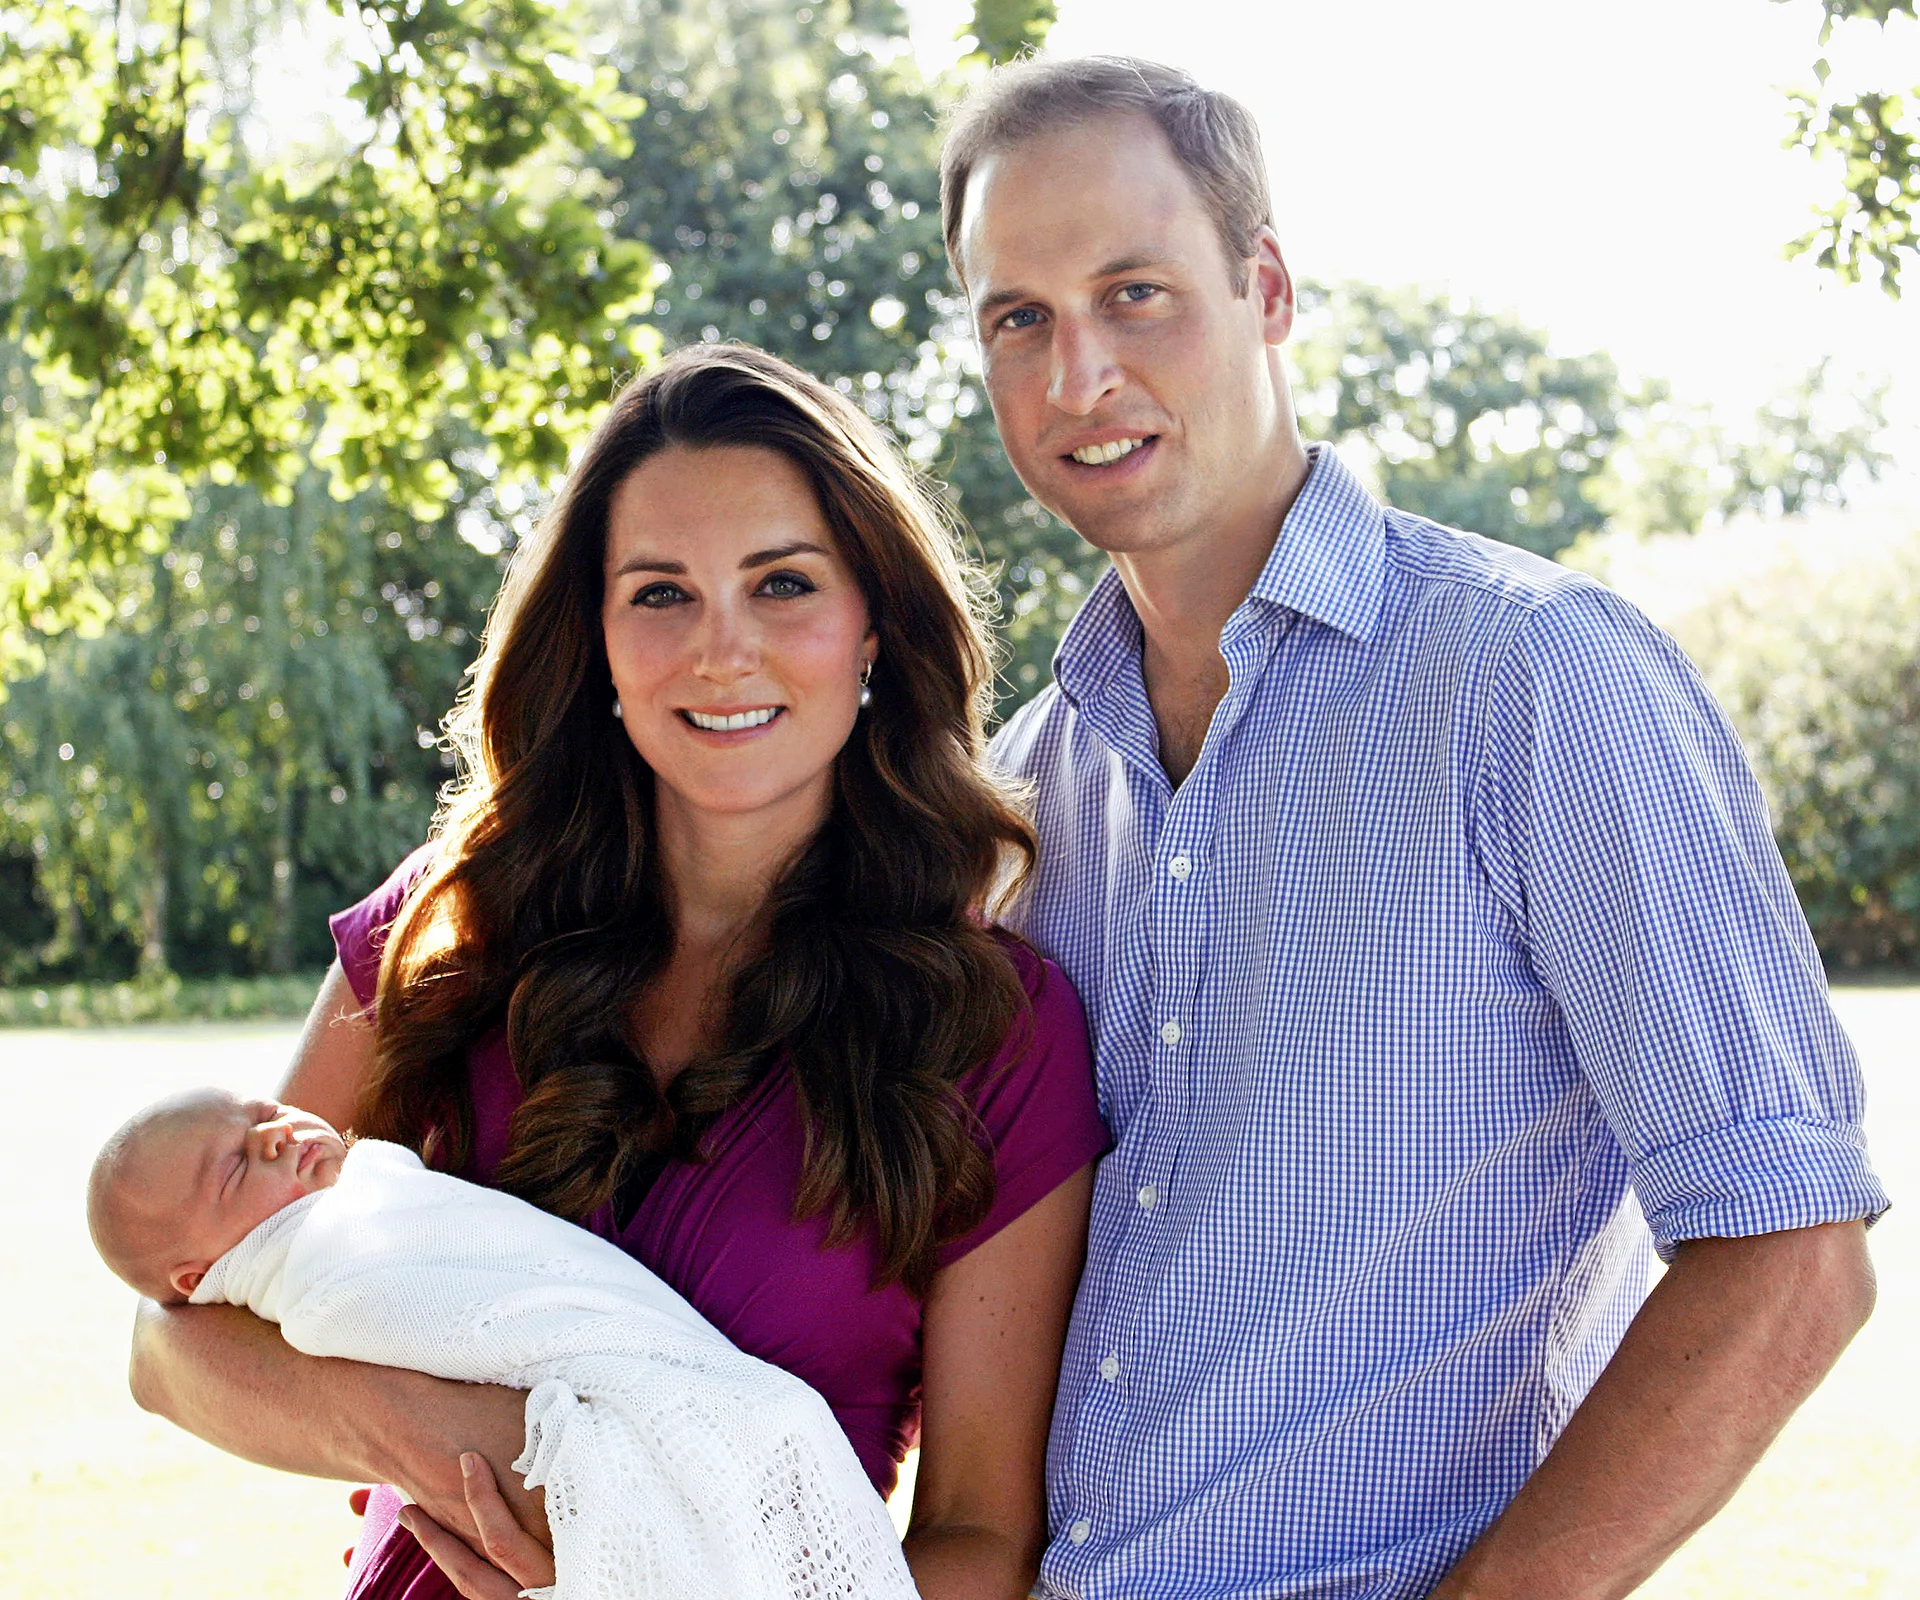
[1250,227,1295,347]
[169,1262,209,1300]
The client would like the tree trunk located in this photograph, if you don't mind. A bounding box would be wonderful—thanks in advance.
[268,759,297,974]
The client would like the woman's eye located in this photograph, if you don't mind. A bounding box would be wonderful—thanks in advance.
[759,571,816,599]
[631,582,688,609]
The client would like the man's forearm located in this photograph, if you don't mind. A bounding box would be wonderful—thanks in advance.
[1431,1220,1874,1600]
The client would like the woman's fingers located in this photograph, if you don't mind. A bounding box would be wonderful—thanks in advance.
[461,1452,558,1589]
[397,1504,526,1600]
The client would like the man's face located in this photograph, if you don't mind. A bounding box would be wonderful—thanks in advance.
[959,112,1293,558]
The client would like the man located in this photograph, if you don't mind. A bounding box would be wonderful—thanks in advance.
[944,55,1888,1600]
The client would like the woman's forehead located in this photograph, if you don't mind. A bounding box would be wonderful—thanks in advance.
[605,444,840,566]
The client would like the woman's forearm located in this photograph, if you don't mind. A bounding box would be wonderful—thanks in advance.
[130,1297,548,1546]
[903,1523,1039,1600]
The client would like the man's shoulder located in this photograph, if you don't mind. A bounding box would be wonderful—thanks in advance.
[988,681,1079,780]
[1379,506,1590,620]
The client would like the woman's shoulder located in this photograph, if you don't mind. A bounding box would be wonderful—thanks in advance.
[328,844,438,1009]
[989,926,1082,1019]
[940,930,1108,1269]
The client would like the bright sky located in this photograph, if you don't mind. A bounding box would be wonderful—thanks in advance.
[908,0,1920,485]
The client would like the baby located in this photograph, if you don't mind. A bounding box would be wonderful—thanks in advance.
[88,1089,348,1304]
[88,1090,916,1600]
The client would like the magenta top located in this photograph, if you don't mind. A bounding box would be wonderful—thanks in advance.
[330,850,1107,1600]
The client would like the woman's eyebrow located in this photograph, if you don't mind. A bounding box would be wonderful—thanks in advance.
[609,555,688,578]
[740,541,828,569]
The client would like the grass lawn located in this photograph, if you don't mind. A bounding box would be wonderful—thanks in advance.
[4,989,1913,1598]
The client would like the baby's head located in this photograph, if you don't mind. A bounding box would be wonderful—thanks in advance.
[87,1089,347,1304]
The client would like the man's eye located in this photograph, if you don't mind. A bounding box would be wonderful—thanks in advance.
[1117,283,1158,304]
[1000,307,1042,330]
[760,571,816,599]
[632,582,688,608]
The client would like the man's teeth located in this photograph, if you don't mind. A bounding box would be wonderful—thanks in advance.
[1071,437,1147,465]
[686,708,780,732]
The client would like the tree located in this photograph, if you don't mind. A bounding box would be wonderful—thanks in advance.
[0,0,652,641]
[1291,282,1626,559]
[1590,364,1890,539]
[0,466,503,979]
[1778,0,1920,294]
[589,0,1097,707]
[962,0,1057,66]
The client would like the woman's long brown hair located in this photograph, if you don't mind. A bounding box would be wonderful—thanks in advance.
[356,345,1038,1292]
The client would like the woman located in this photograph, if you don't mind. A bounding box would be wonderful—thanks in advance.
[129,345,1106,1600]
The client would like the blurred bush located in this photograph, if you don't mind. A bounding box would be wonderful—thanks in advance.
[0,969,323,1028]
[1581,521,1920,971]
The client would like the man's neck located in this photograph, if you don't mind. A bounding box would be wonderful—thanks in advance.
[1109,435,1312,784]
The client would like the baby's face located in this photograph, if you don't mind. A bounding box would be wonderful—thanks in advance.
[136,1093,347,1299]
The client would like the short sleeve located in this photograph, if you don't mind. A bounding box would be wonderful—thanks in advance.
[328,845,437,1011]
[938,942,1110,1268]
[1468,581,1889,1257]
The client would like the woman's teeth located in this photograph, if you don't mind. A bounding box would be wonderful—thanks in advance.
[1071,437,1147,465]
[684,707,781,732]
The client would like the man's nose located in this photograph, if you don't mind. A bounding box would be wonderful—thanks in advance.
[1047,316,1124,416]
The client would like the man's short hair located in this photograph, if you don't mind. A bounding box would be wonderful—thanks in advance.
[939,55,1275,294]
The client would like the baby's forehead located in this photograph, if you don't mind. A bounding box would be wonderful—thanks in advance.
[126,1090,245,1167]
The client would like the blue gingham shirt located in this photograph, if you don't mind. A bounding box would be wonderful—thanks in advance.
[993,447,1888,1600]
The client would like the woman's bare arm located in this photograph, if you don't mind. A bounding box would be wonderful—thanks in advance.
[906,1162,1094,1600]
[126,960,547,1551]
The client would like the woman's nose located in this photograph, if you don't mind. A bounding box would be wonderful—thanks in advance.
[690,599,761,681]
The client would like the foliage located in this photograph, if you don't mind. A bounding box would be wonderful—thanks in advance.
[1777,0,1920,294]
[0,469,501,980]
[1592,364,1890,539]
[1292,282,1625,558]
[962,0,1057,65]
[588,0,1097,704]
[0,0,653,637]
[1661,531,1920,969]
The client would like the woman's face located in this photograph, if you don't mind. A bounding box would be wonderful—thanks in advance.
[600,444,877,829]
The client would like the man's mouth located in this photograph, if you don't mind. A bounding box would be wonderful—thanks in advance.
[680,706,783,732]
[1066,435,1155,466]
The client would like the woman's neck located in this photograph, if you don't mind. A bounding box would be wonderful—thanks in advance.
[651,777,830,955]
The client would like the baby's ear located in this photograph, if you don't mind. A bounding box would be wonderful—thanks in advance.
[169,1263,209,1300]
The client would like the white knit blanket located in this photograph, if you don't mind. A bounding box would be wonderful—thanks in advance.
[191,1140,917,1600]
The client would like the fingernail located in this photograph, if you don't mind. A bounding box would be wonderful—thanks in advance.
[461,1451,479,1475]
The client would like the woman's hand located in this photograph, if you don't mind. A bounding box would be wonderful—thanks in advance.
[400,1453,558,1600]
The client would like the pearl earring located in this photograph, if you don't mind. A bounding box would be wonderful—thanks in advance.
[611,697,623,719]
[858,660,873,709]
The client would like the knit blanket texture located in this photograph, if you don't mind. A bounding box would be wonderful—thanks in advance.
[192,1139,916,1600]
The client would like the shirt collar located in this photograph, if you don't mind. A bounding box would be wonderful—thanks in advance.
[1052,446,1387,707]
[1245,445,1386,641]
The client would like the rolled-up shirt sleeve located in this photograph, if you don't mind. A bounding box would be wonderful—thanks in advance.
[1470,579,1889,1258]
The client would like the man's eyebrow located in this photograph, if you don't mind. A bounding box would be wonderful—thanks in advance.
[974,254,1178,323]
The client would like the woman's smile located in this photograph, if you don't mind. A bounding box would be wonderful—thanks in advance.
[680,705,785,734]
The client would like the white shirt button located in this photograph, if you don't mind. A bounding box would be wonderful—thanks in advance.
[1098,1355,1120,1381]
[1137,1183,1158,1210]
[1168,853,1193,880]
[1068,1519,1091,1545]
[1159,1019,1183,1046]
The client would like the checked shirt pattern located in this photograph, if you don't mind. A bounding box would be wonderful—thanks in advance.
[992,446,1889,1600]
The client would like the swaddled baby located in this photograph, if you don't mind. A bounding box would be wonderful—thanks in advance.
[87,1089,918,1600]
